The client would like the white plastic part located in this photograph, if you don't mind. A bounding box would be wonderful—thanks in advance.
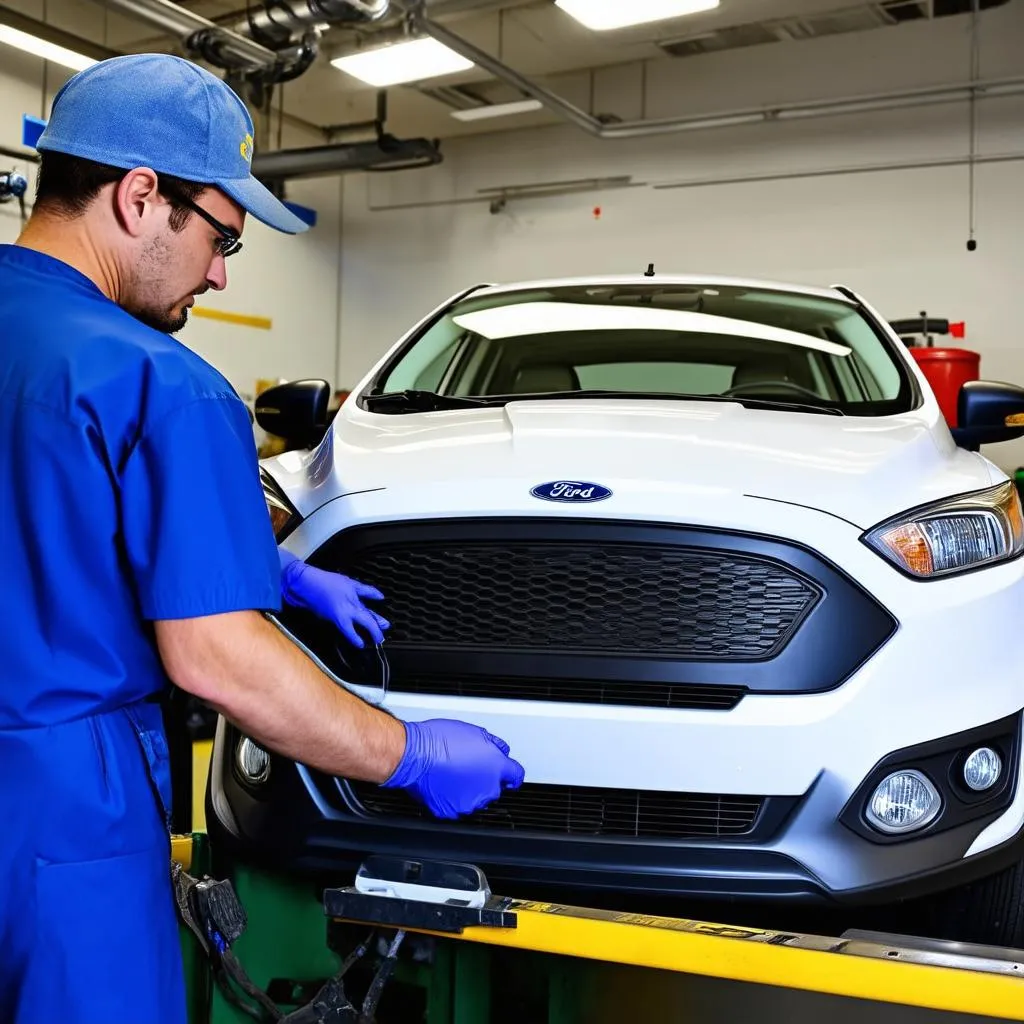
[354,868,490,909]
[966,749,1024,858]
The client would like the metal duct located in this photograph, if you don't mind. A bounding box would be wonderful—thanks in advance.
[90,0,277,66]
[238,0,387,50]
[252,136,442,179]
[416,13,1024,140]
[89,0,387,76]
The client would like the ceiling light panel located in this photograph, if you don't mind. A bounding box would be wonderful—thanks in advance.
[555,0,720,31]
[451,99,544,121]
[332,37,473,87]
[0,25,95,72]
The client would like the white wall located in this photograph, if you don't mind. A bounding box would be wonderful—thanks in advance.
[0,29,345,406]
[339,1,1024,469]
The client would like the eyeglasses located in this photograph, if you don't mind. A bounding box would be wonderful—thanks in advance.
[174,193,243,258]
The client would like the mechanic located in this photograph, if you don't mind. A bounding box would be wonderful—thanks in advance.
[0,54,524,1024]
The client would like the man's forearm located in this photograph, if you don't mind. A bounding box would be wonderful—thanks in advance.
[154,610,405,782]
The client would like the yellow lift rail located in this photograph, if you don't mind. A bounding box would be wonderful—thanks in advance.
[404,899,1024,1021]
[174,837,1024,1021]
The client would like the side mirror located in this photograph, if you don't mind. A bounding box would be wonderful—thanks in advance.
[254,379,330,449]
[951,380,1024,451]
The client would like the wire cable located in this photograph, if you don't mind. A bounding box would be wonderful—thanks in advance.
[967,0,981,250]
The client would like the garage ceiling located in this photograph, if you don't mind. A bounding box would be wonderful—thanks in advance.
[4,0,1007,140]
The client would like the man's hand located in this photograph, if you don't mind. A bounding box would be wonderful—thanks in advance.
[280,549,390,648]
[383,719,526,819]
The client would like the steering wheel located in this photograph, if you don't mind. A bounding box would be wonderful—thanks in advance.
[722,380,825,401]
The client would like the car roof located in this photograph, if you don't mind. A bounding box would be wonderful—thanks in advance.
[468,275,854,303]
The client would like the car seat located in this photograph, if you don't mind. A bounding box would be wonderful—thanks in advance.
[511,364,581,394]
[730,355,816,396]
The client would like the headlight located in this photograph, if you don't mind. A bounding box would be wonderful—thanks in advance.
[863,482,1024,578]
[261,470,301,540]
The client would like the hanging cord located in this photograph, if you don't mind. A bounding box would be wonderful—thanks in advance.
[966,0,980,251]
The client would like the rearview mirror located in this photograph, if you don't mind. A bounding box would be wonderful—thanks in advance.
[951,380,1024,451]
[254,379,330,450]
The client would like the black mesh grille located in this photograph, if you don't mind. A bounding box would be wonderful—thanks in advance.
[348,782,764,839]
[344,542,819,659]
[391,675,746,710]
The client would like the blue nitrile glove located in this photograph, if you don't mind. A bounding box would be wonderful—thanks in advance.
[383,719,526,819]
[279,548,390,648]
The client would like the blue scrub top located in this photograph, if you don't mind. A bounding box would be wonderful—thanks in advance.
[0,244,281,729]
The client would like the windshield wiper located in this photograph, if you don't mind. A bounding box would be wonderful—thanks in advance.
[500,389,845,416]
[364,388,844,416]
[363,390,496,411]
[725,396,844,416]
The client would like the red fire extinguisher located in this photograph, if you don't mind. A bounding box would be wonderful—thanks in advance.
[889,313,979,428]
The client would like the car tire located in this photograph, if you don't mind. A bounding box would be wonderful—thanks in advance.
[924,860,1024,948]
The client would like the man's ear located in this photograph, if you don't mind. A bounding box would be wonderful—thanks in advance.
[113,167,162,238]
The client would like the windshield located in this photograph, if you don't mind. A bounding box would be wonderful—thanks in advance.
[367,283,916,416]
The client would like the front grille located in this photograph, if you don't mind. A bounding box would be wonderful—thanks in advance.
[305,518,897,695]
[390,675,746,710]
[348,782,764,839]
[343,541,819,659]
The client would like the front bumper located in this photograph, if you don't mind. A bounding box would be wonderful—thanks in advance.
[217,491,1024,905]
[207,710,1024,906]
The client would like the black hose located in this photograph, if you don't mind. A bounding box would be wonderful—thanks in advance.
[269,31,320,84]
[358,931,406,1024]
[222,951,286,1022]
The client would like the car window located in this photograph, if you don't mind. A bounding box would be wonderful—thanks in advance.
[371,284,914,416]
[382,318,464,393]
[576,361,735,394]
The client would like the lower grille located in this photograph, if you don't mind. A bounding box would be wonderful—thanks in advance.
[390,675,746,710]
[348,782,764,839]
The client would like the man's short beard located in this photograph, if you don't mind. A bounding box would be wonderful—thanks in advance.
[129,304,189,334]
[123,233,191,334]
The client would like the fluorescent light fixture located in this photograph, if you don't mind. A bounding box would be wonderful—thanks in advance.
[332,37,473,87]
[555,0,720,31]
[0,24,96,72]
[451,99,544,122]
[452,301,850,355]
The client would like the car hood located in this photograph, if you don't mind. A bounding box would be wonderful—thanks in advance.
[268,399,996,530]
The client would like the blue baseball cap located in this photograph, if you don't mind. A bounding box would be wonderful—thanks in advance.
[36,53,308,234]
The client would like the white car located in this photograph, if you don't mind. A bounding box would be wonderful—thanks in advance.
[209,275,1024,945]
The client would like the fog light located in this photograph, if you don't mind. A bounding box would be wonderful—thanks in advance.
[236,737,271,785]
[866,770,941,834]
[964,747,1002,792]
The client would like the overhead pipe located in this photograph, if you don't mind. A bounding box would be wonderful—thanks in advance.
[91,0,393,82]
[251,136,441,178]
[653,149,1024,192]
[0,144,39,165]
[89,0,278,67]
[236,0,387,50]
[416,14,600,134]
[415,13,1024,139]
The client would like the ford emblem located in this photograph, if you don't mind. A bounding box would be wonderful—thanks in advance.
[531,480,612,503]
